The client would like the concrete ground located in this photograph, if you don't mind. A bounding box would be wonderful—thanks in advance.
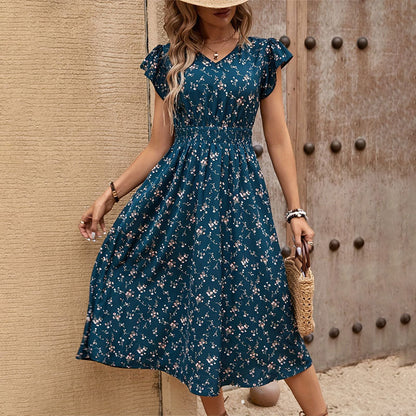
[197,354,416,416]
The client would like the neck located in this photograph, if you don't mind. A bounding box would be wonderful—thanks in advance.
[199,23,235,42]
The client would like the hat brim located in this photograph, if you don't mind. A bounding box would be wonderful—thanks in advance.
[179,0,248,8]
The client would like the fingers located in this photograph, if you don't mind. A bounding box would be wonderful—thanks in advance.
[292,235,302,256]
[290,217,315,255]
[290,225,303,252]
[302,229,315,253]
[302,227,315,242]
[78,210,92,239]
[79,205,105,242]
[79,220,88,239]
[99,217,107,235]
[295,233,303,248]
[90,214,101,242]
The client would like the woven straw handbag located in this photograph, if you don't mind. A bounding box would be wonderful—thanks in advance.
[284,236,315,337]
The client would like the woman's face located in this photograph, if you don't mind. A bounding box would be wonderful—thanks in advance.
[195,6,237,29]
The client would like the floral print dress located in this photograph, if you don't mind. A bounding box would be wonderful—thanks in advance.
[75,36,313,397]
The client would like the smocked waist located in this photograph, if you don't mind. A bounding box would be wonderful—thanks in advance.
[174,125,252,145]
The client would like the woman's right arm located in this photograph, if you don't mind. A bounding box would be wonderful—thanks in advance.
[79,92,174,241]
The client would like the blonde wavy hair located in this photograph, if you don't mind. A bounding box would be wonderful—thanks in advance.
[163,0,253,134]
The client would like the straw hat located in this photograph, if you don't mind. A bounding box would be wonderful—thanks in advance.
[179,0,248,7]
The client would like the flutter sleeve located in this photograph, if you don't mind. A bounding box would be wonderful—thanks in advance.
[259,37,294,100]
[140,44,170,100]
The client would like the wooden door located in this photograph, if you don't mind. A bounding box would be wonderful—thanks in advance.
[253,0,415,370]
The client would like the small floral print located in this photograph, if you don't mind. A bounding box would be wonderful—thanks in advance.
[75,36,312,398]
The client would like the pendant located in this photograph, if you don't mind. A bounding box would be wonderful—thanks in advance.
[213,52,219,60]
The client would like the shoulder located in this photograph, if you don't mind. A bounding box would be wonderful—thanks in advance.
[246,36,274,48]
[249,36,293,73]
[140,42,171,72]
[149,42,170,60]
[152,42,171,58]
[247,36,289,55]
[161,42,170,56]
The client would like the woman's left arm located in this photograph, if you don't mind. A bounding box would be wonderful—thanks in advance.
[259,66,314,250]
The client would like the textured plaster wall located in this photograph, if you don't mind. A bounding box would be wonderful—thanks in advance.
[0,1,161,415]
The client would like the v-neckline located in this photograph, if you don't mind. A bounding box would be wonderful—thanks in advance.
[198,37,248,65]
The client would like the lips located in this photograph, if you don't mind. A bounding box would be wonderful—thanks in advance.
[214,8,231,17]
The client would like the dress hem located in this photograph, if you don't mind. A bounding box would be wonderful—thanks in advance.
[75,352,313,397]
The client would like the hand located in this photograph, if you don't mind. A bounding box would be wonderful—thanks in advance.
[289,217,315,254]
[79,190,115,241]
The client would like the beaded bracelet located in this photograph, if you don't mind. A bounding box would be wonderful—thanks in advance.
[286,208,307,219]
[110,181,119,203]
[285,208,308,223]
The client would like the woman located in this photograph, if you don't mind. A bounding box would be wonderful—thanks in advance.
[76,1,328,415]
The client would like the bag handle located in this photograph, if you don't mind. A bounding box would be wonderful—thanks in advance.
[294,236,311,275]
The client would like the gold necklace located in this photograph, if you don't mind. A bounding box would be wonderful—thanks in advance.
[202,30,237,60]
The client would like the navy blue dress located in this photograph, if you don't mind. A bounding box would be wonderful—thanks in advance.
[76,36,313,397]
